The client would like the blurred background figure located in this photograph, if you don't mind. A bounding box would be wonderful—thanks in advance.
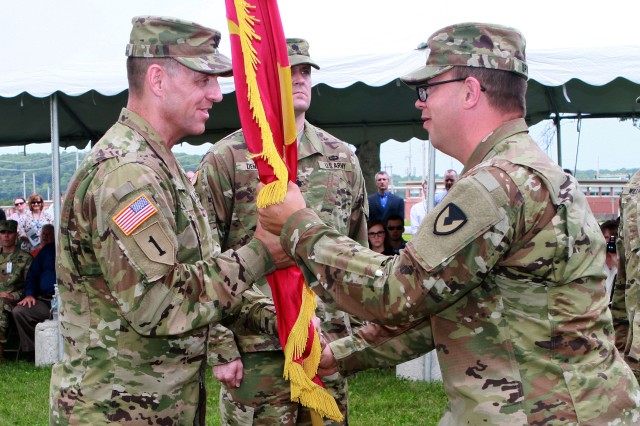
[410,180,429,235]
[9,197,27,226]
[600,219,618,302]
[434,169,458,206]
[13,223,56,362]
[385,215,407,255]
[17,194,53,253]
[0,219,32,362]
[368,171,404,223]
[367,220,391,255]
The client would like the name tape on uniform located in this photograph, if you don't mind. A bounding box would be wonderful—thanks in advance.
[318,161,352,172]
[236,161,257,171]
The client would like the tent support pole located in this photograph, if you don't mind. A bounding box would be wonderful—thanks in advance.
[50,93,63,360]
[554,115,563,167]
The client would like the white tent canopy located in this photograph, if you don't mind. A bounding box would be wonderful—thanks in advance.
[2,45,639,149]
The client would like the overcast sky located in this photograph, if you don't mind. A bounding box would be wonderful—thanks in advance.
[2,0,639,175]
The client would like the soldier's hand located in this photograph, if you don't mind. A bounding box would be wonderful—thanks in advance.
[318,344,338,377]
[257,181,306,235]
[254,220,295,270]
[212,358,244,388]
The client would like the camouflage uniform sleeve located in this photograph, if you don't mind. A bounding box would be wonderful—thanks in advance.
[207,323,242,366]
[237,288,278,335]
[90,162,275,337]
[9,253,32,300]
[329,317,433,374]
[280,167,519,325]
[195,148,235,245]
[197,145,246,366]
[348,151,369,248]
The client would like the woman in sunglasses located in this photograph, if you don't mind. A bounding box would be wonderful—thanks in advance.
[18,193,53,252]
[9,198,27,225]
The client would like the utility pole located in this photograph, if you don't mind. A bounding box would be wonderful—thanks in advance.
[32,173,36,195]
[22,172,26,198]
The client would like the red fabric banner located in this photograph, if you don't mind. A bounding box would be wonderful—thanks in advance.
[225,0,342,423]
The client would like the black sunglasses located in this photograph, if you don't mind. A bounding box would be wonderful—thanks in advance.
[386,226,403,231]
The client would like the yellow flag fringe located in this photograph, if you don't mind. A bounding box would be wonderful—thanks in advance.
[230,0,343,423]
[232,0,288,207]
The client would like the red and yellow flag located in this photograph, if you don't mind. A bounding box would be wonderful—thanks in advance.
[225,1,342,423]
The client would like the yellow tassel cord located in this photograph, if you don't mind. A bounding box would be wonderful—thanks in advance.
[283,285,343,423]
[230,0,288,208]
[230,1,342,423]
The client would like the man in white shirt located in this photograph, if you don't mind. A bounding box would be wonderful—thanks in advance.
[409,180,429,234]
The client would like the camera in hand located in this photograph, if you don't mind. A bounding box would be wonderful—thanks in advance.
[606,235,616,254]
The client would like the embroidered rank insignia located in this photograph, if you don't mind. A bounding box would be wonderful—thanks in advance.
[434,203,467,235]
[113,194,158,236]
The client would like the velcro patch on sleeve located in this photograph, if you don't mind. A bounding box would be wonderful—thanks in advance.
[412,175,504,270]
[133,222,175,266]
[112,194,158,236]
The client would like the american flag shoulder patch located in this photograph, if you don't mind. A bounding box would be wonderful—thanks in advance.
[113,194,158,236]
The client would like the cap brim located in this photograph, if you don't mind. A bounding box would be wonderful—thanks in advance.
[289,55,320,70]
[175,53,233,77]
[400,65,453,86]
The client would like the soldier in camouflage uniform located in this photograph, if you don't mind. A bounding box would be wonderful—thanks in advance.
[614,115,640,380]
[257,23,640,425]
[0,219,32,361]
[49,16,279,425]
[194,38,368,424]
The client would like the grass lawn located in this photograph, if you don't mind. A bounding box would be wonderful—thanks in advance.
[0,361,447,425]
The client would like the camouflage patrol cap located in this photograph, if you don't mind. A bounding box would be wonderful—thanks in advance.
[401,22,527,85]
[287,38,320,70]
[126,16,232,76]
[0,220,18,233]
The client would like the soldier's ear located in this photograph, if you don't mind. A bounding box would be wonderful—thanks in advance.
[146,64,165,97]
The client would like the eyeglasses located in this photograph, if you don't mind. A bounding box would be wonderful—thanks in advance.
[415,78,486,102]
[368,231,385,238]
[14,201,24,206]
[386,226,403,231]
[31,201,43,204]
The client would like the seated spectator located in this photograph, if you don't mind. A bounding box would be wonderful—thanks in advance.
[0,220,32,362]
[386,214,407,255]
[367,220,393,255]
[601,219,618,302]
[9,197,27,225]
[0,208,5,222]
[31,224,54,258]
[17,193,53,253]
[12,225,56,361]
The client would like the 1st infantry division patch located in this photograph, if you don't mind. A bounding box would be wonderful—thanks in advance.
[434,203,467,235]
